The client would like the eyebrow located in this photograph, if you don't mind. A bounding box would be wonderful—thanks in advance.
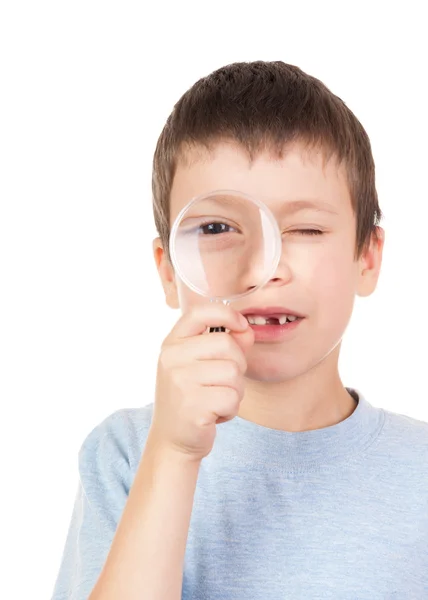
[206,196,340,215]
[179,195,340,221]
[280,199,339,215]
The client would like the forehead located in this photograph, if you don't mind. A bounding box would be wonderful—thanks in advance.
[170,140,352,224]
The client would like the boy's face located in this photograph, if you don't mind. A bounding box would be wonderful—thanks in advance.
[154,140,384,383]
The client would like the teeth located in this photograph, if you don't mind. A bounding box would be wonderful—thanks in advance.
[254,316,267,325]
[246,316,265,325]
[246,314,299,325]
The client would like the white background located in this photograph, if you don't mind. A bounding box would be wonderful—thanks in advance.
[1,1,427,598]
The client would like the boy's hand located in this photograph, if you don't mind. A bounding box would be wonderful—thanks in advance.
[150,303,255,462]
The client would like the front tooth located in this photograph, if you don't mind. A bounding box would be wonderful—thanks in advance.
[279,315,288,325]
[287,315,298,322]
[254,316,268,325]
[247,316,256,324]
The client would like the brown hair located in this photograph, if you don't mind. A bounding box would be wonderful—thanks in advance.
[152,60,382,261]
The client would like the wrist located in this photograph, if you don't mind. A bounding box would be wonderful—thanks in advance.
[145,430,203,468]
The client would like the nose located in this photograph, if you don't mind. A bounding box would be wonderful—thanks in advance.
[243,247,292,292]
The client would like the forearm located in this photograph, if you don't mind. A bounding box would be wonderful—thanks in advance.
[89,432,201,600]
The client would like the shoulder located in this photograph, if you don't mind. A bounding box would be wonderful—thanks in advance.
[383,405,428,439]
[78,403,155,482]
[379,404,428,460]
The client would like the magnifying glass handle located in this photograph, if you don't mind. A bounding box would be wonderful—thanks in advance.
[208,299,228,332]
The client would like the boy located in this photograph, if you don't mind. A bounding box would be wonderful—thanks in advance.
[51,61,428,599]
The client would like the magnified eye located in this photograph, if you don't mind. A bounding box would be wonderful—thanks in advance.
[199,222,237,235]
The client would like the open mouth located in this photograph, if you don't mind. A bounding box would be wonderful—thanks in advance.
[245,314,302,326]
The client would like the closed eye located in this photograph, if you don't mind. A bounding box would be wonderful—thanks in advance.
[291,229,324,236]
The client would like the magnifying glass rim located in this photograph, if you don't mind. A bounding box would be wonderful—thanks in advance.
[169,188,282,302]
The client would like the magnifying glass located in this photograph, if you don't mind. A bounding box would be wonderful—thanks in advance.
[169,190,282,332]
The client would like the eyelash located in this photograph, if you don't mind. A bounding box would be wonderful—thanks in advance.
[291,229,323,236]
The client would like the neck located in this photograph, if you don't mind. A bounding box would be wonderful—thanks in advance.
[239,347,357,432]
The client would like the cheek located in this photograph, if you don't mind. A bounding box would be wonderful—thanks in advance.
[176,279,208,312]
[300,242,358,315]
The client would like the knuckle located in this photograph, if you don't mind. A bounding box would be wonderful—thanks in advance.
[225,360,240,380]
[225,388,241,409]
[159,345,173,369]
[226,386,239,400]
[212,385,236,405]
[218,332,236,353]
[160,337,169,352]
[170,366,186,388]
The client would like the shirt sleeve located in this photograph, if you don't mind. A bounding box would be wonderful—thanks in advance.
[50,409,133,600]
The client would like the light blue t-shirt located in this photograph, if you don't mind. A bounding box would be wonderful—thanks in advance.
[51,388,428,599]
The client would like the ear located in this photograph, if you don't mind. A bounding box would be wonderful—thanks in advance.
[356,226,385,297]
[152,237,180,309]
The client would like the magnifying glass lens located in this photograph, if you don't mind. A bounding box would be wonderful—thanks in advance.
[170,191,280,302]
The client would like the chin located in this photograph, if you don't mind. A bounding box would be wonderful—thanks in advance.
[245,357,304,383]
[245,344,339,383]
[246,370,294,383]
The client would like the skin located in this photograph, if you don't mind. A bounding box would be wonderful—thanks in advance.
[153,139,384,432]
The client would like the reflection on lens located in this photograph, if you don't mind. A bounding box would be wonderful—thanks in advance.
[170,190,281,301]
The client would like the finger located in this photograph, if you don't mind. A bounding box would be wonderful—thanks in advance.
[166,333,248,373]
[205,387,242,421]
[229,325,255,356]
[166,303,249,341]
[182,361,245,395]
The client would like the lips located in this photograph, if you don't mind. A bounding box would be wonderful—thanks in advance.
[240,308,305,342]
[240,306,306,319]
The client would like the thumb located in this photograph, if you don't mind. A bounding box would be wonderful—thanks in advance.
[229,324,255,357]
